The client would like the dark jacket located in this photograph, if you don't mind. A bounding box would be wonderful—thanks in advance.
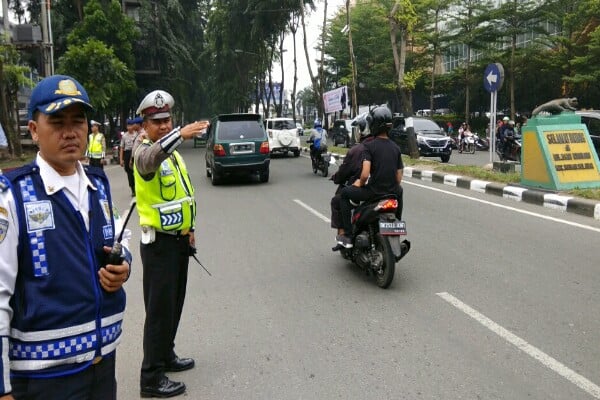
[331,140,370,194]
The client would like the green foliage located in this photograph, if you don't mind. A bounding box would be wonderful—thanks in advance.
[325,1,399,105]
[57,39,134,111]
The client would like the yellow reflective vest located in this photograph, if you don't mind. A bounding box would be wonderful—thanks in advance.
[87,133,105,158]
[134,148,195,232]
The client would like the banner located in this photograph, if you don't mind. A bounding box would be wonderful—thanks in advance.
[0,122,8,147]
[323,86,348,114]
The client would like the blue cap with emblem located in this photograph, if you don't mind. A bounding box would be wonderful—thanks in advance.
[28,75,93,120]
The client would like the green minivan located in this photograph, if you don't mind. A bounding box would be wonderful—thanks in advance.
[205,113,270,185]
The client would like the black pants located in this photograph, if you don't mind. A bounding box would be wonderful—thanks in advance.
[89,158,103,169]
[140,233,190,386]
[122,150,135,193]
[11,355,116,400]
[330,193,342,229]
[339,185,404,234]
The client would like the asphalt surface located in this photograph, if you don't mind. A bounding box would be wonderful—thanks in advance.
[105,141,600,399]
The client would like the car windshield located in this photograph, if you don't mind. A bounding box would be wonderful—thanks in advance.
[414,119,443,135]
[218,121,265,140]
[271,120,296,130]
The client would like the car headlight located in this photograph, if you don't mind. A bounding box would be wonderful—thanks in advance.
[417,136,426,144]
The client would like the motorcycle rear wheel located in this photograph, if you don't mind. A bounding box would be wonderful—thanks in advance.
[321,164,328,177]
[374,234,395,289]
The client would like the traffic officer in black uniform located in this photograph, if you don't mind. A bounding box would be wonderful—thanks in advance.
[133,90,209,398]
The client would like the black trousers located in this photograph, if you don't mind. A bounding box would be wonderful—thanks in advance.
[140,233,190,386]
[11,355,116,400]
[122,150,135,193]
[89,158,103,169]
[340,185,404,234]
[330,193,342,229]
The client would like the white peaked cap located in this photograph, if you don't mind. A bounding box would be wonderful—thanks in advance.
[136,90,175,119]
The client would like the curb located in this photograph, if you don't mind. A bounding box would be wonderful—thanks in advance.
[404,167,600,220]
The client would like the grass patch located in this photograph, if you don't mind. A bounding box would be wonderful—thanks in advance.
[0,151,36,171]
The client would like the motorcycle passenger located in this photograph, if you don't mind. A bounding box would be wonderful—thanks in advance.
[458,122,466,152]
[461,124,474,152]
[330,113,373,237]
[337,106,404,248]
[308,119,328,165]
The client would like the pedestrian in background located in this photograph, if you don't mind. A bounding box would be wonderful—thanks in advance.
[86,120,106,168]
[133,89,209,398]
[120,117,142,197]
[0,74,132,400]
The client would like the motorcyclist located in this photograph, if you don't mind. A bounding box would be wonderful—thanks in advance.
[497,116,509,156]
[308,119,328,166]
[330,113,373,236]
[337,106,404,248]
[502,120,517,158]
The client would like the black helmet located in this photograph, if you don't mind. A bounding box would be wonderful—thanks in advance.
[368,106,392,135]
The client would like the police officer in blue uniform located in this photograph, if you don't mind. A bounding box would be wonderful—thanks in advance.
[0,75,132,399]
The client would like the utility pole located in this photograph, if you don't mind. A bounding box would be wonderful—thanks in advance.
[40,0,53,76]
[346,0,358,119]
[2,0,9,33]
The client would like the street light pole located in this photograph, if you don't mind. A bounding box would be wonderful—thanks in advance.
[40,0,54,76]
[346,0,358,118]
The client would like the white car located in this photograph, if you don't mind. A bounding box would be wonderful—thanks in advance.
[265,118,301,157]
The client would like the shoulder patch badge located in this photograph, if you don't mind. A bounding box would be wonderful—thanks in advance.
[0,218,8,244]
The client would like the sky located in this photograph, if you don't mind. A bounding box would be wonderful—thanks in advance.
[272,0,347,93]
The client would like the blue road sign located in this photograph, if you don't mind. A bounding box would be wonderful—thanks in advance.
[483,63,504,93]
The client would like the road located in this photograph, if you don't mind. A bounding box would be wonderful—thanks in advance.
[106,141,600,399]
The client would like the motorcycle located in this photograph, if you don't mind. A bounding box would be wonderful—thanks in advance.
[461,134,476,154]
[334,195,411,289]
[310,145,331,177]
[474,134,490,151]
[496,135,522,162]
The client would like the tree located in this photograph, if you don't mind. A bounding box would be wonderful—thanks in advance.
[490,0,545,120]
[0,39,31,157]
[57,39,134,132]
[543,0,600,107]
[300,0,326,121]
[57,0,138,136]
[413,0,457,115]
[389,0,418,116]
[446,0,494,124]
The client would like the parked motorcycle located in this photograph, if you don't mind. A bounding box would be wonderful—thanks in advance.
[311,147,331,177]
[335,195,410,289]
[474,134,490,151]
[496,136,522,162]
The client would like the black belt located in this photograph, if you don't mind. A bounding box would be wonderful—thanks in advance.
[156,229,189,237]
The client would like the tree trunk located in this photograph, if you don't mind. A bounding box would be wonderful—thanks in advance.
[290,14,299,122]
[390,1,418,157]
[300,1,324,122]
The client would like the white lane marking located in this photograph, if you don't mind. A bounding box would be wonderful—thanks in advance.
[294,199,331,223]
[404,180,600,233]
[437,292,600,399]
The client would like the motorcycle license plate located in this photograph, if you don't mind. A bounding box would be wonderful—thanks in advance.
[379,220,407,236]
